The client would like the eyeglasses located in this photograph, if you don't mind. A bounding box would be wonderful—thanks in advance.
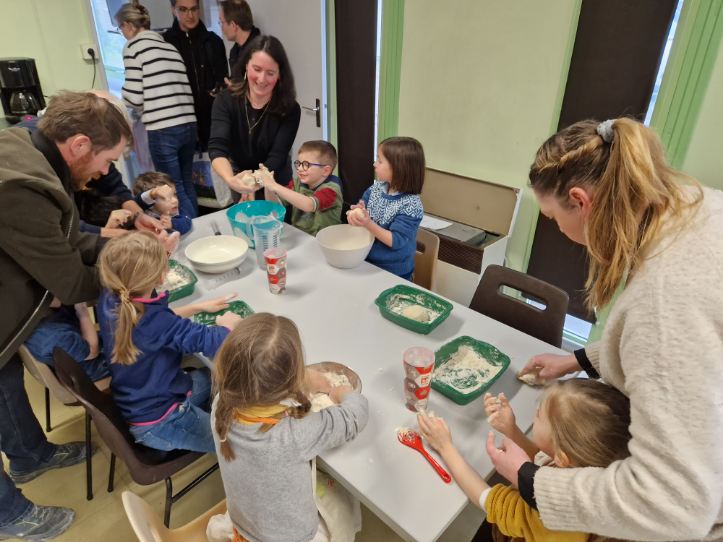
[176,6,199,15]
[294,160,327,171]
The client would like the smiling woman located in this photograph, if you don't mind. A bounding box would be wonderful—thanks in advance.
[208,35,301,201]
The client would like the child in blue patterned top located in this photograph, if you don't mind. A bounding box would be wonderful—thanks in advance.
[347,137,425,279]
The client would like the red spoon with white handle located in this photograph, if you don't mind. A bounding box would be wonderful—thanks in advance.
[397,428,452,483]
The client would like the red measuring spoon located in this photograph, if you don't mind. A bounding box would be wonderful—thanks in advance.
[397,429,452,483]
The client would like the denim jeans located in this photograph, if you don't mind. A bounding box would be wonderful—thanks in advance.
[0,355,55,526]
[147,122,198,218]
[24,309,110,382]
[129,368,214,454]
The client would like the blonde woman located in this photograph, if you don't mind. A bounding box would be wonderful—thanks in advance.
[97,232,241,453]
[488,118,723,541]
[116,1,199,217]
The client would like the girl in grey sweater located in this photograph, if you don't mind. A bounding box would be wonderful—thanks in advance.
[211,313,368,542]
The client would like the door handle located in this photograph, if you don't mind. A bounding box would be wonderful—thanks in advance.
[302,98,321,128]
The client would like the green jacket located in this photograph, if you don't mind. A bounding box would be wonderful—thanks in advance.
[0,128,100,367]
[289,177,343,236]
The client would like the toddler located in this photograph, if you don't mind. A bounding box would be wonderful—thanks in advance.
[347,136,425,279]
[97,231,241,453]
[261,140,343,236]
[212,313,369,542]
[418,379,632,542]
[133,171,192,234]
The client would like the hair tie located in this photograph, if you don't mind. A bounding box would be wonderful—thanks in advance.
[596,119,614,143]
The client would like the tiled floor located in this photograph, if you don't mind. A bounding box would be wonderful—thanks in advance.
[3,372,485,541]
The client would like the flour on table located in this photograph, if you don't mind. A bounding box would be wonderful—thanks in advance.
[433,345,501,395]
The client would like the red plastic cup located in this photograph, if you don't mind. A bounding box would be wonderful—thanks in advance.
[403,346,435,412]
[264,247,287,294]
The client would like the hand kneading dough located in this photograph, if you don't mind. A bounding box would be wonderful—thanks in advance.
[240,173,257,189]
[517,371,546,387]
[401,304,431,322]
[350,208,365,220]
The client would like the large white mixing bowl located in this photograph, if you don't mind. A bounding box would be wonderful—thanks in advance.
[316,225,374,269]
[184,235,248,273]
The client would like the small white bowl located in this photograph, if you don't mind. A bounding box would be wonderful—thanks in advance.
[316,224,374,269]
[184,235,248,274]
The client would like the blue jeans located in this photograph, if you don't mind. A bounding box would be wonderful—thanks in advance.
[0,355,55,526]
[129,368,214,454]
[24,308,110,382]
[147,122,198,218]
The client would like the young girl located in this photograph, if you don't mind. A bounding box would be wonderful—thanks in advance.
[418,379,631,542]
[211,313,369,542]
[347,136,425,279]
[97,232,242,453]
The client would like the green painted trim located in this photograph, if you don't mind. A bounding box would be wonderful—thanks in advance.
[521,0,582,272]
[377,0,404,143]
[326,0,338,149]
[650,0,723,168]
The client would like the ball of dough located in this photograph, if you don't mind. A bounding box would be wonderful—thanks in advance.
[517,371,546,387]
[350,208,365,220]
[240,173,257,189]
[401,304,431,322]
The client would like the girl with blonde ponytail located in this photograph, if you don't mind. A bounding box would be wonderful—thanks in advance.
[490,118,723,541]
[211,313,369,542]
[97,232,242,453]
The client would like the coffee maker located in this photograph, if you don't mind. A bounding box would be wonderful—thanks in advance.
[0,58,45,123]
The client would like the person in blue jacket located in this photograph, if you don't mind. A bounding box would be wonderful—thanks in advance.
[97,231,241,453]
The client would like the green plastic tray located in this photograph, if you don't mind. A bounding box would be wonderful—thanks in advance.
[374,284,453,334]
[431,336,511,405]
[161,260,198,303]
[192,300,254,326]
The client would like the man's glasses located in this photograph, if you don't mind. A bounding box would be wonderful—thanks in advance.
[294,160,327,171]
[176,6,200,15]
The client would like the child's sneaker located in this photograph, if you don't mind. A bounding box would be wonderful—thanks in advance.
[0,504,74,541]
[9,442,94,484]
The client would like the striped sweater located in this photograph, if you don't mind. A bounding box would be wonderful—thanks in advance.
[121,30,196,131]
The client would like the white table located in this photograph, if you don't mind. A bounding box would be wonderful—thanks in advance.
[176,213,563,542]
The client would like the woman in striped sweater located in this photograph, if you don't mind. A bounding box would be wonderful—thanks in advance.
[116,1,199,218]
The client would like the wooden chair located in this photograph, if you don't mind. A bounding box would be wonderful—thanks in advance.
[18,344,111,500]
[122,490,226,542]
[469,264,569,347]
[53,348,218,526]
[413,229,440,291]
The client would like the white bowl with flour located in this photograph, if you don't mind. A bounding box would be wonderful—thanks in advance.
[316,224,374,269]
[184,235,248,273]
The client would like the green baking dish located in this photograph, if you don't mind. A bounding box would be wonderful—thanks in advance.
[192,300,254,326]
[373,284,453,334]
[431,336,511,405]
[161,260,198,302]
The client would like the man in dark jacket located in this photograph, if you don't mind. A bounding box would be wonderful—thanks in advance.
[0,91,132,540]
[164,0,228,151]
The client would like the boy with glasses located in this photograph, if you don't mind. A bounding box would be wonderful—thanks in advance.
[260,140,343,236]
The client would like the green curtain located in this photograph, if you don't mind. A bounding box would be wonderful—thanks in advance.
[649,0,723,167]
[377,0,404,143]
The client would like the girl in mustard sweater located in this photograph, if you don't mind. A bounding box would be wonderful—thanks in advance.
[418,379,630,542]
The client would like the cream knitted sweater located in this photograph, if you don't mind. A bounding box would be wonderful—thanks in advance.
[535,187,723,541]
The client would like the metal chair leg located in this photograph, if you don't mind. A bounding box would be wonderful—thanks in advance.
[164,477,173,527]
[85,412,93,500]
[107,453,116,493]
[44,387,51,432]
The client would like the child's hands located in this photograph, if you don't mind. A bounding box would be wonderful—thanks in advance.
[484,392,516,436]
[329,384,354,404]
[346,201,369,227]
[304,368,332,395]
[135,212,164,234]
[194,293,237,315]
[255,163,276,188]
[159,215,173,230]
[417,411,453,454]
[216,311,243,331]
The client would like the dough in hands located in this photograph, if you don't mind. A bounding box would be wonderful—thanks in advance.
[239,172,258,189]
[517,371,547,387]
[349,207,366,221]
[401,304,431,322]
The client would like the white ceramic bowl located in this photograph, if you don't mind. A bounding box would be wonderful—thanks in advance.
[184,235,248,274]
[316,224,374,269]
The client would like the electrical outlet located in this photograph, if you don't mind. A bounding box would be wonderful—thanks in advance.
[81,44,99,61]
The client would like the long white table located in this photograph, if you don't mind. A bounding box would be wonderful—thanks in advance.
[175,213,562,542]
